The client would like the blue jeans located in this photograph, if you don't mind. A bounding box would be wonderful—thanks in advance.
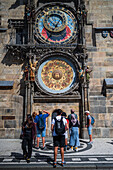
[69,127,80,147]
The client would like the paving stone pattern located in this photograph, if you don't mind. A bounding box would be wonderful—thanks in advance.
[0,138,113,168]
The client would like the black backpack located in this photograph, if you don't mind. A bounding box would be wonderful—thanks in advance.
[55,117,65,135]
[38,115,45,130]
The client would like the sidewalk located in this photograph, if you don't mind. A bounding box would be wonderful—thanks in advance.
[0,138,113,169]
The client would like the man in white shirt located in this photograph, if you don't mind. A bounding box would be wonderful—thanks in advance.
[51,109,68,168]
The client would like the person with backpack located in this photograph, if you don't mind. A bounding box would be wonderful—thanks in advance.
[22,114,36,163]
[51,109,68,168]
[68,109,80,151]
[34,110,50,149]
[85,110,94,145]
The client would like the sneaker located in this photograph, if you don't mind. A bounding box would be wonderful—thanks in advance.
[23,152,28,159]
[88,141,93,145]
[75,147,78,152]
[35,146,39,149]
[69,148,73,151]
[42,146,46,150]
[53,162,57,168]
[61,161,65,167]
[26,158,30,163]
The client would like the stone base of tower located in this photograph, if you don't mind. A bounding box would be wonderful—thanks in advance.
[81,128,89,139]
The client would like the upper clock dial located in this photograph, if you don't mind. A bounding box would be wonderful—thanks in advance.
[43,10,67,33]
[35,5,78,44]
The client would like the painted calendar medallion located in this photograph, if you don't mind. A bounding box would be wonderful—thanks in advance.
[37,57,77,94]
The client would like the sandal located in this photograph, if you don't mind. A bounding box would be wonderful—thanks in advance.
[53,162,57,168]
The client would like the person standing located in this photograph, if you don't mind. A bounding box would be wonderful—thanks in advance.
[32,112,37,147]
[51,109,68,168]
[85,110,93,144]
[62,112,69,151]
[22,114,36,163]
[34,110,50,149]
[68,109,80,151]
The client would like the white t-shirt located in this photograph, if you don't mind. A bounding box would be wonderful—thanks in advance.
[52,115,67,136]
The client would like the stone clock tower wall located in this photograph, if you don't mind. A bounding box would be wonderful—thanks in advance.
[0,0,25,138]
[0,0,113,138]
[84,0,113,138]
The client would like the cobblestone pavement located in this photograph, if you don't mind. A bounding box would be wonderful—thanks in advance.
[0,138,113,169]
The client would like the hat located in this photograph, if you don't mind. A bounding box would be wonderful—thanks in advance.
[85,110,90,114]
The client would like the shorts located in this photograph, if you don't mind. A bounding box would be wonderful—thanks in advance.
[87,126,92,135]
[53,135,65,147]
[37,127,46,137]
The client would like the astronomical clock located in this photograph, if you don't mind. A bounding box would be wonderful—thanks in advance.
[34,3,79,96]
[34,4,78,45]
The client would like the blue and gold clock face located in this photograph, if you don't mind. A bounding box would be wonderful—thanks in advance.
[35,5,78,44]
